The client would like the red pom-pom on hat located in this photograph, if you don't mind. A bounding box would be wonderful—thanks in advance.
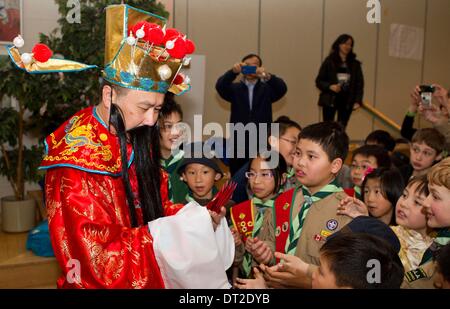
[130,21,150,36]
[163,28,180,44]
[147,24,164,45]
[173,73,184,85]
[166,37,186,59]
[185,39,195,54]
[32,43,53,62]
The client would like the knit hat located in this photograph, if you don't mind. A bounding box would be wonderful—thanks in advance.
[330,216,401,253]
[177,142,223,176]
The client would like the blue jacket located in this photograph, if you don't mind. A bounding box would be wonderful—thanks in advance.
[215,70,287,125]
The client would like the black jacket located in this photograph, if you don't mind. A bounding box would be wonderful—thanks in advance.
[315,56,364,108]
[215,70,287,125]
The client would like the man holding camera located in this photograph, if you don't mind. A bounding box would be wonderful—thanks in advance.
[216,54,288,175]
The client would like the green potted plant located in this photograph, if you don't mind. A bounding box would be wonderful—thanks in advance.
[0,56,46,232]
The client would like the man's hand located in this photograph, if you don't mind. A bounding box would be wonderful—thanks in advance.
[209,206,226,231]
[353,102,361,110]
[409,85,422,113]
[419,103,448,126]
[256,66,270,80]
[329,84,341,93]
[432,84,450,112]
[234,267,267,289]
[337,196,369,218]
[232,62,243,74]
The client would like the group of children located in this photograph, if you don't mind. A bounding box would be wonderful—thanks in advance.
[158,94,450,289]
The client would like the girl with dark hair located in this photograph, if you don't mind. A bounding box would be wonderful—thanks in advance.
[338,167,405,225]
[315,34,364,128]
[230,152,287,280]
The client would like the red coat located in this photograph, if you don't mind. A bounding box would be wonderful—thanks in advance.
[40,106,183,288]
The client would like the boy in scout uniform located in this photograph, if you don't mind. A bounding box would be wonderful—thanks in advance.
[264,122,353,288]
[403,157,450,289]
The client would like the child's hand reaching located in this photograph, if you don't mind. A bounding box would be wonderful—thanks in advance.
[234,267,267,289]
[337,196,369,218]
[230,227,242,246]
[247,237,274,265]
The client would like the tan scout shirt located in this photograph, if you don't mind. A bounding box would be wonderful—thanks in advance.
[402,260,437,289]
[292,190,352,265]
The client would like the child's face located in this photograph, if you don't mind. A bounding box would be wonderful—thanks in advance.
[159,112,183,153]
[248,157,276,200]
[364,178,393,224]
[272,127,301,166]
[182,163,221,200]
[293,139,341,194]
[350,154,377,187]
[410,142,439,173]
[396,182,428,231]
[423,183,450,228]
[311,255,342,289]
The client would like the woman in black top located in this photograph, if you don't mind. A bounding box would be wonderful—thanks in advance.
[316,34,364,129]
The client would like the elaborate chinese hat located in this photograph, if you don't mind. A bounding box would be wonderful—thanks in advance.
[5,4,195,95]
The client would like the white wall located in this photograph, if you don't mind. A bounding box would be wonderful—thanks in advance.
[173,0,450,140]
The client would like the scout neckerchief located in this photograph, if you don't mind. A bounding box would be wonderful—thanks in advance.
[419,228,450,265]
[285,179,342,255]
[160,150,184,200]
[242,196,276,278]
[354,185,362,200]
[184,186,218,204]
[160,150,184,174]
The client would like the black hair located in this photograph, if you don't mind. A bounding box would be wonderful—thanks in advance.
[298,121,349,162]
[365,130,396,152]
[329,34,357,64]
[362,168,405,225]
[241,53,262,66]
[320,232,404,289]
[159,93,183,121]
[273,115,302,135]
[247,151,287,194]
[352,144,392,169]
[436,243,450,284]
[106,83,164,227]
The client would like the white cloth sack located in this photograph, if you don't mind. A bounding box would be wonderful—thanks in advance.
[148,202,234,288]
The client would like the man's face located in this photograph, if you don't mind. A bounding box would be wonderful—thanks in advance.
[115,88,165,131]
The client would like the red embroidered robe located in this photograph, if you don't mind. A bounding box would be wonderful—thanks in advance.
[40,106,183,288]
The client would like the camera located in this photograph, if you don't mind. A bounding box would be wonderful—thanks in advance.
[241,65,257,75]
[419,85,435,108]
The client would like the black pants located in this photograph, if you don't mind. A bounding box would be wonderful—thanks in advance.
[322,103,353,129]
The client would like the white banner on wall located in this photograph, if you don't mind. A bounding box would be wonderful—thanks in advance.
[389,23,424,61]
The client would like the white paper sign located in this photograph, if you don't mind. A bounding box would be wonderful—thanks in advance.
[389,24,424,61]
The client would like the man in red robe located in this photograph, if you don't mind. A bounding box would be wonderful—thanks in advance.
[36,4,229,288]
